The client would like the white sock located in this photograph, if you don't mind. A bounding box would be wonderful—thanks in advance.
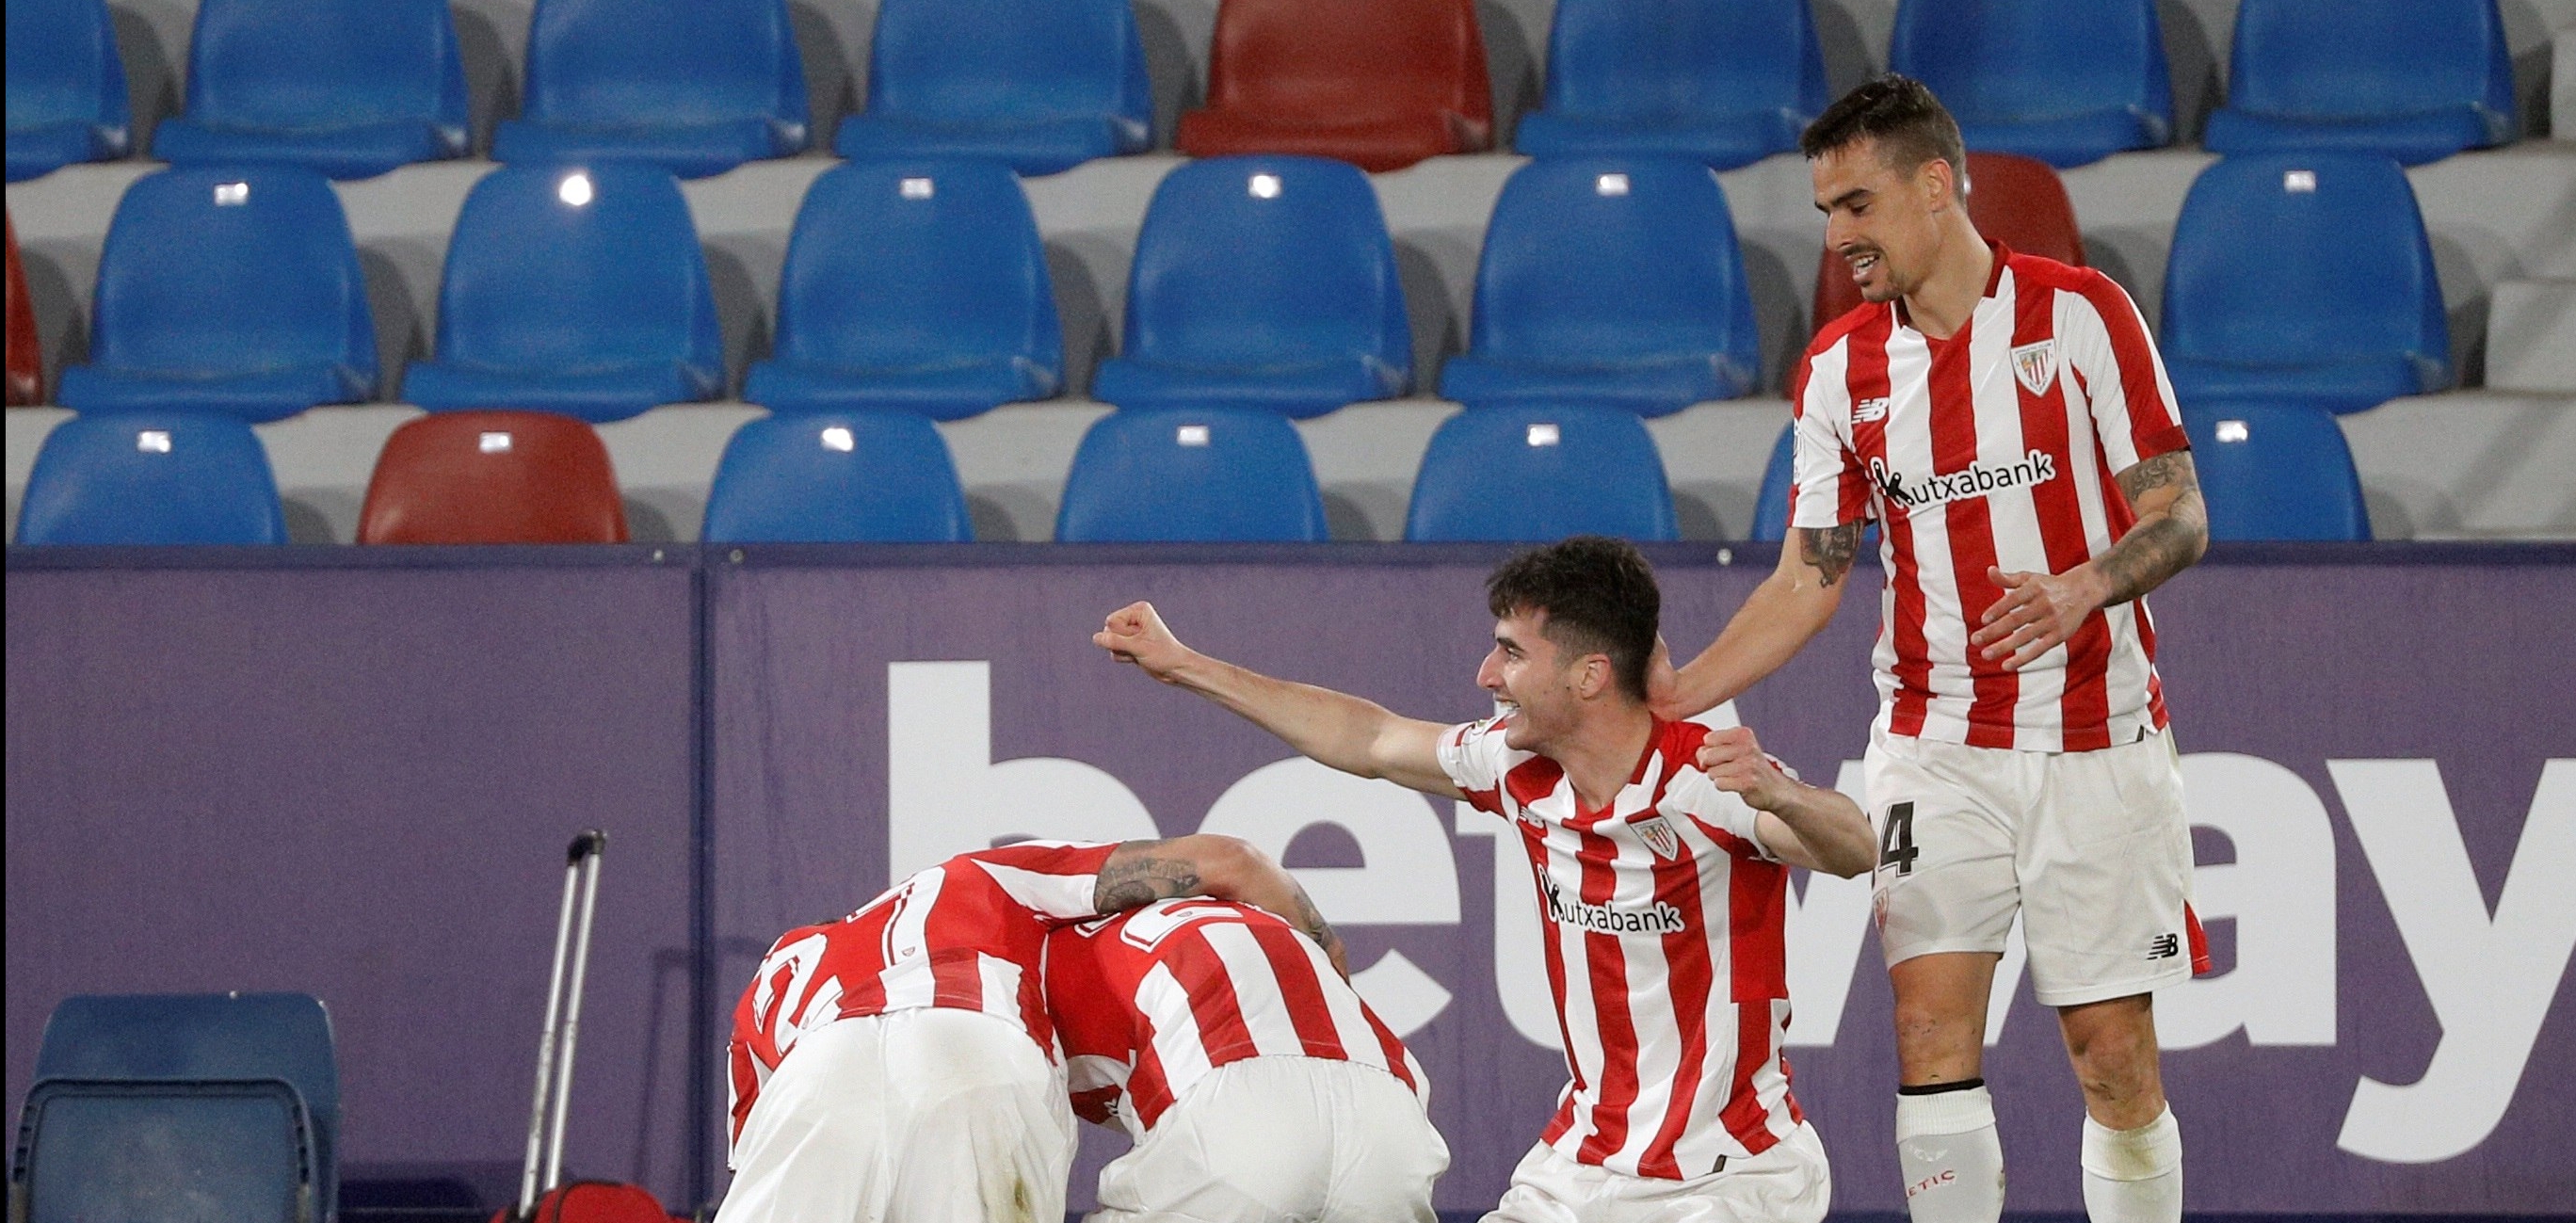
[2081,1106,2182,1223]
[1895,1085,2005,1223]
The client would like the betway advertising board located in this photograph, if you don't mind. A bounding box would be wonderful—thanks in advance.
[706,550,2573,1213]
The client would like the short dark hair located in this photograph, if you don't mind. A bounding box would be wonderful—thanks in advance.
[1800,74,1969,198]
[1485,537,1661,702]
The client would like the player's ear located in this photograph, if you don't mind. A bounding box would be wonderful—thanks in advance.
[1919,156,1953,214]
[1576,653,1614,700]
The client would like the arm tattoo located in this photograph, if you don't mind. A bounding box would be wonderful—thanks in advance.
[1796,522,1864,588]
[1092,856,1202,913]
[1284,883,1342,958]
[2097,451,2209,605]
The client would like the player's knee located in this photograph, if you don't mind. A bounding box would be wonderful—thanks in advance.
[2065,1022,2159,1099]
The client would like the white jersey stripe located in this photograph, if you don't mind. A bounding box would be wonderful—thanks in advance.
[1135,962,1215,1088]
[1200,922,1308,1057]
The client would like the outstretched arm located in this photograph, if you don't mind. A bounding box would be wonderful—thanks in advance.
[1093,834,1349,976]
[1096,602,1464,800]
[1973,449,2209,670]
[1696,727,1876,877]
[1656,523,1860,719]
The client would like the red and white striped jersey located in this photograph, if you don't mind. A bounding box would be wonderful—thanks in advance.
[724,840,1118,1152]
[1044,898,1427,1139]
[1791,244,2186,753]
[1440,716,1802,1181]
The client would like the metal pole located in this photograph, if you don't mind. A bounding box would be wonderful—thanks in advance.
[542,830,607,1193]
[515,849,585,1218]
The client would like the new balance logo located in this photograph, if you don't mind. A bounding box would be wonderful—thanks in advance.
[2148,932,2182,959]
[1853,396,1891,423]
[1868,450,2059,512]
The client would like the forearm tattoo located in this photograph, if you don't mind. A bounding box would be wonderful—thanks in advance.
[1092,855,1202,913]
[2099,451,2209,605]
[1797,522,1865,588]
[1285,883,1343,957]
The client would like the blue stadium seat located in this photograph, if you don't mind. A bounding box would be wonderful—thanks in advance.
[1092,156,1409,419]
[1887,0,2171,169]
[1512,0,1826,170]
[151,0,470,180]
[702,410,974,541]
[1406,403,1676,542]
[15,414,287,544]
[1440,158,1760,416]
[56,168,377,421]
[2160,154,2447,415]
[2182,402,2369,540]
[14,1083,317,1223]
[744,161,1060,420]
[1056,409,1328,541]
[404,164,725,423]
[1750,422,1795,542]
[833,0,1152,175]
[2203,0,2515,166]
[491,0,809,179]
[5,0,131,182]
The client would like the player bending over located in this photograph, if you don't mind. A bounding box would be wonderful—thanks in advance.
[716,835,1340,1223]
[1098,536,1876,1222]
[1048,898,1451,1222]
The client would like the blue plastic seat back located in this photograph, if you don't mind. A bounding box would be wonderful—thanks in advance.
[703,411,974,541]
[1890,0,2170,130]
[18,1082,314,1223]
[87,168,376,383]
[183,0,467,134]
[433,164,721,376]
[1407,404,1677,541]
[774,161,1059,375]
[1468,157,1758,365]
[1750,420,1795,541]
[2228,0,2513,127]
[4,0,130,139]
[1122,156,1410,372]
[868,0,1151,126]
[15,414,288,544]
[2161,154,2446,371]
[521,0,809,130]
[2182,403,2368,540]
[1542,0,1825,123]
[1056,409,1328,541]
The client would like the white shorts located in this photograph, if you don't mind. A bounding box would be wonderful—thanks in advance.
[1864,723,2199,1007]
[1087,1055,1449,1223]
[716,1007,1076,1223]
[1482,1120,1829,1223]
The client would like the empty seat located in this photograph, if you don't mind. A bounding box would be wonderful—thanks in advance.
[1175,0,1492,172]
[1888,0,2170,169]
[702,410,973,541]
[1056,408,1328,541]
[491,0,809,179]
[2203,0,2515,166]
[1513,0,1827,170]
[2160,154,2447,415]
[16,1084,315,1223]
[1813,152,2084,332]
[5,0,131,182]
[1092,156,1410,419]
[832,0,1152,175]
[404,165,723,423]
[56,169,377,422]
[1406,403,1677,541]
[14,413,287,544]
[745,161,1060,420]
[151,0,468,180]
[2182,402,2369,540]
[1441,158,1761,415]
[360,410,628,543]
[8,215,40,405]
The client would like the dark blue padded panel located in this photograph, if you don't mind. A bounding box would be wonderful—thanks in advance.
[1513,0,1825,170]
[2204,0,2514,166]
[57,168,377,421]
[702,410,973,541]
[1751,421,1795,542]
[2160,154,2447,416]
[2182,403,2369,540]
[152,0,470,180]
[16,1081,315,1223]
[1093,156,1409,418]
[1406,403,1677,542]
[1440,157,1760,416]
[4,0,131,182]
[492,0,809,179]
[1056,408,1328,541]
[15,414,287,544]
[405,164,724,423]
[745,160,1061,420]
[1888,0,2170,169]
[834,0,1152,175]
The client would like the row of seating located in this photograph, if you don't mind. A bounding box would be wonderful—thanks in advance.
[7,0,2527,183]
[7,150,2452,426]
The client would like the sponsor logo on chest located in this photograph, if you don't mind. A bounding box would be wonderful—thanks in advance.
[1868,449,2059,513]
[1540,874,1686,936]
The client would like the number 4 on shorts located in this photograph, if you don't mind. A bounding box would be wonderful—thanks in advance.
[1879,801,1919,875]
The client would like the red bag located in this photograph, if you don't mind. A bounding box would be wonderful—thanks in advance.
[491,1180,687,1223]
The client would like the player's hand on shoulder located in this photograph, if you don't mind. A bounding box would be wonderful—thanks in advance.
[1697,726,1794,811]
[1095,601,1192,683]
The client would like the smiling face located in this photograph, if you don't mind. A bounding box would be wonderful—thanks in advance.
[1475,608,1602,755]
[1812,137,1961,305]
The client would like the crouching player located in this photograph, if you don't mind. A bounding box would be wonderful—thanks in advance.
[1048,897,1451,1222]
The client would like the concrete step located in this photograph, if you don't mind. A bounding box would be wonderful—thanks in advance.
[2486,280,2576,393]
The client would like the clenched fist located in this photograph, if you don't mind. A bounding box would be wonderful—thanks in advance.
[1696,725,1795,813]
[1095,602,1194,684]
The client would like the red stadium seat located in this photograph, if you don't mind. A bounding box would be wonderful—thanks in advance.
[1174,0,1492,172]
[358,410,627,543]
[1812,152,2085,334]
[7,215,42,406]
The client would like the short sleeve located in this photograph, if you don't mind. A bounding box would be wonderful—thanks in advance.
[2062,271,2189,474]
[1787,344,1873,531]
[967,840,1120,919]
[1663,768,1781,863]
[1437,717,1511,813]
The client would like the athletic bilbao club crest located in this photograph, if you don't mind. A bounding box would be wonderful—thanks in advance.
[2010,339,2059,395]
[1634,815,1681,861]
